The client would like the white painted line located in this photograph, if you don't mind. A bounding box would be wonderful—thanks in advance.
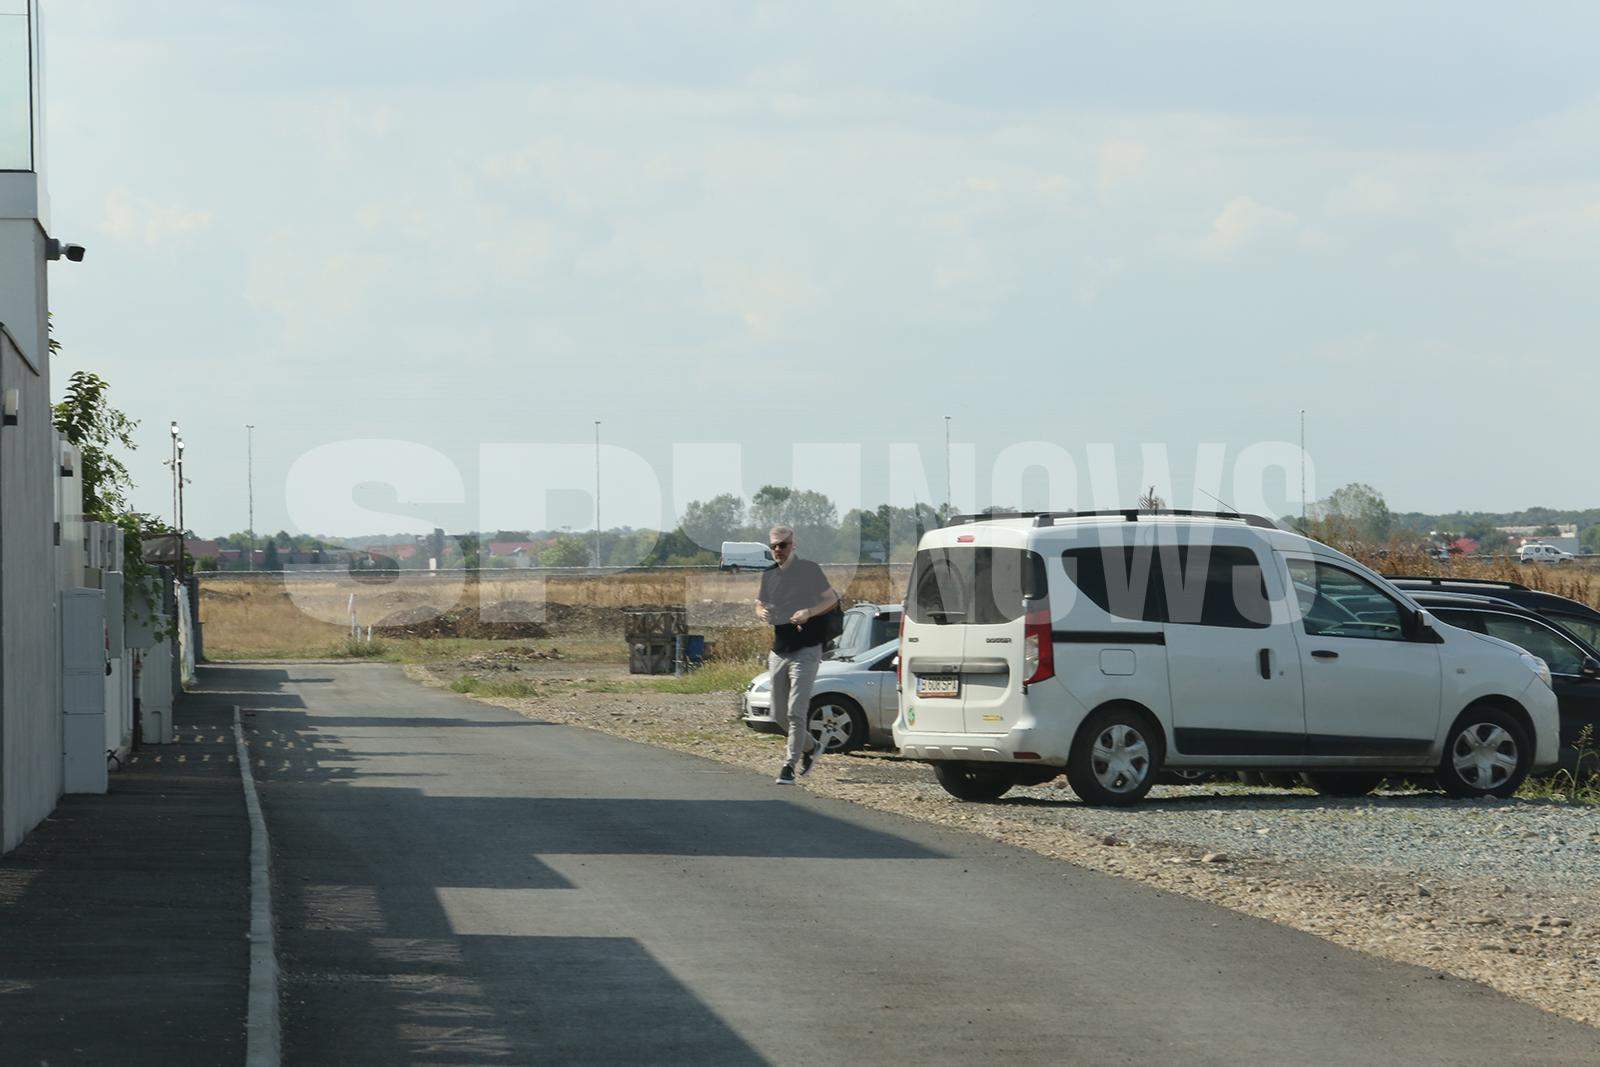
[235,705,282,1067]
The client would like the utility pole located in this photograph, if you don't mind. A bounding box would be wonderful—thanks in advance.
[593,420,602,570]
[943,415,952,522]
[169,420,183,579]
[169,420,179,532]
[246,424,255,571]
[176,436,187,581]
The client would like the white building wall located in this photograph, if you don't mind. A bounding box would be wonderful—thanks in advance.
[0,225,63,850]
[1,4,71,851]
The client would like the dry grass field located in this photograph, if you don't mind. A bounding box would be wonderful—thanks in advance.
[200,565,907,661]
[201,548,1599,663]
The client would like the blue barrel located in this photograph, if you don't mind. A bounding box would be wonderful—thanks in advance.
[682,634,706,667]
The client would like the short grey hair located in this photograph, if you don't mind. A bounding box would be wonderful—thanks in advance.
[769,525,795,543]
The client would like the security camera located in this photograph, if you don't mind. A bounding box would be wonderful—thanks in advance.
[45,238,86,262]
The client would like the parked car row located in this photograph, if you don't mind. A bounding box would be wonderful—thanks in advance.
[739,516,1598,808]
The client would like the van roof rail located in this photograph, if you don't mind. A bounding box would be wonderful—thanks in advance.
[946,508,1280,530]
[1386,576,1531,591]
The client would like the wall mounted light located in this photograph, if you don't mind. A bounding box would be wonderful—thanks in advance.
[2,388,17,426]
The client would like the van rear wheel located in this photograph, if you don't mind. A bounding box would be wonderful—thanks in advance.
[933,762,1013,802]
[1067,707,1161,807]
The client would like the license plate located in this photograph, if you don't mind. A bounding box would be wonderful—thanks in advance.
[916,675,960,698]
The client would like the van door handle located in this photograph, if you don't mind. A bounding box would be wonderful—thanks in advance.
[1258,649,1271,679]
[1311,650,1339,660]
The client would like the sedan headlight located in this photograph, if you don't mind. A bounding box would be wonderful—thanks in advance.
[1519,652,1552,689]
[749,677,771,694]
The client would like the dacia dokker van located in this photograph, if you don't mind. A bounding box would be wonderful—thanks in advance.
[893,510,1560,806]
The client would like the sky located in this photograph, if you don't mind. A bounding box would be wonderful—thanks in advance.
[36,1,1600,538]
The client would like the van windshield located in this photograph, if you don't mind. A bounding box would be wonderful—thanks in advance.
[907,547,1044,625]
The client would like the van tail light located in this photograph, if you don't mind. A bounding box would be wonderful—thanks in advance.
[1022,599,1054,686]
[896,609,907,692]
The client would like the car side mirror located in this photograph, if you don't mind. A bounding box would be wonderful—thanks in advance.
[1408,609,1442,643]
[1583,658,1600,680]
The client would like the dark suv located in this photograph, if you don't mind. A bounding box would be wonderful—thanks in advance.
[1408,589,1600,771]
[1390,577,1600,650]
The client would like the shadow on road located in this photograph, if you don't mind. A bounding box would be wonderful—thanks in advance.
[222,662,943,1063]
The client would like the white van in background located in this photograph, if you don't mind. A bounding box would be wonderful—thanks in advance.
[720,541,776,572]
[1519,543,1573,565]
[893,510,1560,806]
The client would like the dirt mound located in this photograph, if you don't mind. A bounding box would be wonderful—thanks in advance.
[375,603,550,639]
[540,602,633,635]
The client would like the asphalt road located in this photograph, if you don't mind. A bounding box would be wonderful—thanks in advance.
[237,662,1600,1066]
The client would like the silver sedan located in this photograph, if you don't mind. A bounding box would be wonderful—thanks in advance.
[739,639,900,752]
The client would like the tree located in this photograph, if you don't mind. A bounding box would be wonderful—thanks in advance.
[1311,483,1392,546]
[749,485,839,558]
[1581,526,1600,555]
[540,534,592,567]
[262,541,282,571]
[52,370,137,519]
[457,532,481,570]
[678,493,746,552]
[1138,486,1166,512]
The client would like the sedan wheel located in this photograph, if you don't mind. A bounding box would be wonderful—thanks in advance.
[1438,708,1529,798]
[808,696,867,753]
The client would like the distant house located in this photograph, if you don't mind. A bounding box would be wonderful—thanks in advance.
[142,534,220,564]
[1449,537,1480,556]
[367,543,420,563]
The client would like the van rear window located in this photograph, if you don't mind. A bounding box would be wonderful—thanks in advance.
[907,547,1045,625]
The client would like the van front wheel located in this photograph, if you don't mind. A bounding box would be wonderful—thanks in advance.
[1438,707,1529,798]
[933,762,1013,802]
[1068,707,1161,807]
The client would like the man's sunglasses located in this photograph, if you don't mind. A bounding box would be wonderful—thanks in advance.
[769,540,792,549]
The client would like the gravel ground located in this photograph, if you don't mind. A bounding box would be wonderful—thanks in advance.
[410,661,1600,1028]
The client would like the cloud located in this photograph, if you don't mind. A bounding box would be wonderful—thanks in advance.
[1096,139,1148,194]
[1203,195,1299,258]
[100,189,214,246]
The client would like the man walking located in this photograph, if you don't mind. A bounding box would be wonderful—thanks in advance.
[755,525,839,784]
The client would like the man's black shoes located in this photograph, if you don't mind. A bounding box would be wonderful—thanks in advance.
[775,764,796,785]
[799,749,817,777]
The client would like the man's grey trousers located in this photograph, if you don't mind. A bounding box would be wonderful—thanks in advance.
[768,644,823,766]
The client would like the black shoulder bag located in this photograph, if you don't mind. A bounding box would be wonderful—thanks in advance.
[819,593,846,642]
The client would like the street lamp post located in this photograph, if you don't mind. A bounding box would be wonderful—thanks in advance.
[246,424,255,571]
[943,415,952,522]
[593,420,602,570]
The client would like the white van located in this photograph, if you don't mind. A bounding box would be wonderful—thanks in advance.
[720,541,776,572]
[893,510,1560,806]
[1518,543,1573,565]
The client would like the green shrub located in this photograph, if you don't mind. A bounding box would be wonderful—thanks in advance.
[330,637,391,659]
